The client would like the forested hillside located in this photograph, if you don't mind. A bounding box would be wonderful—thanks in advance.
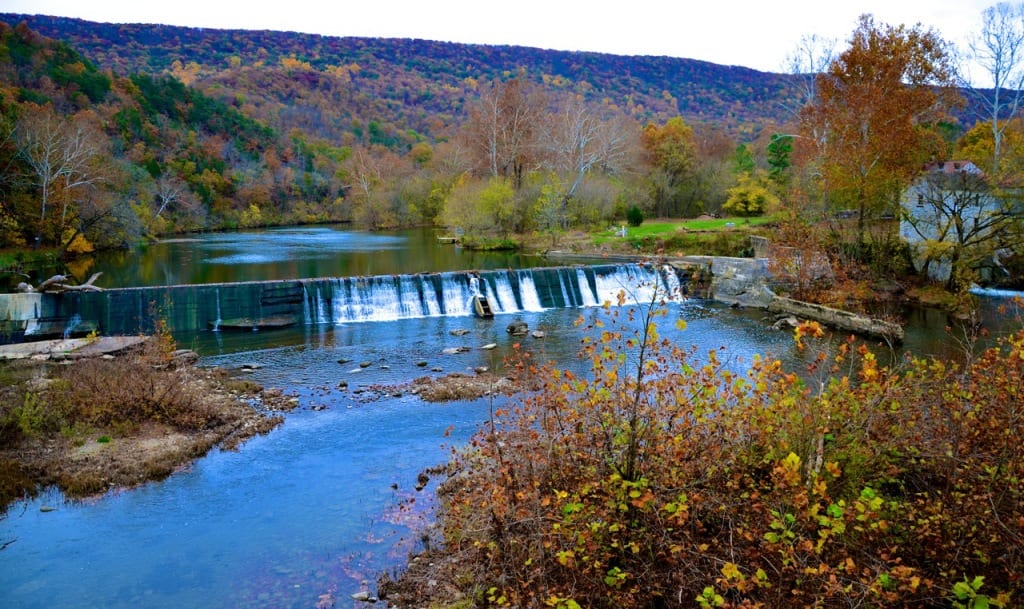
[2,13,799,141]
[0,14,813,253]
[0,13,988,278]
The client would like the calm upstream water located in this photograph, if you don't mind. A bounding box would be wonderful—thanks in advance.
[2,227,1021,609]
[70,226,552,288]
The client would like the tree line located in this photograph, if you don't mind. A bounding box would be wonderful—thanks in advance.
[3,6,1024,295]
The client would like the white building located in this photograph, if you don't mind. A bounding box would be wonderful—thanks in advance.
[899,160,1013,283]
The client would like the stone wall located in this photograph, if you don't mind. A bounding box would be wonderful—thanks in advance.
[671,251,904,343]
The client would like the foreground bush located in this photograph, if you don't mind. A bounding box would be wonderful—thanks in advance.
[1,334,222,443]
[424,297,1021,608]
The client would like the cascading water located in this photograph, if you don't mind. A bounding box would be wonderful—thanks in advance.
[211,288,222,331]
[299,263,683,326]
[33,263,686,339]
[576,268,599,307]
[62,313,82,340]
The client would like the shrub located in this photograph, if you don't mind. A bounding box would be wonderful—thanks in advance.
[422,299,1022,608]
[626,205,644,227]
[723,173,778,217]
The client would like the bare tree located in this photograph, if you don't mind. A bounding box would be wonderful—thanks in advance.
[542,97,635,226]
[901,165,1022,290]
[968,1,1024,176]
[345,146,409,229]
[15,106,102,247]
[782,34,837,117]
[154,174,190,218]
[464,78,545,189]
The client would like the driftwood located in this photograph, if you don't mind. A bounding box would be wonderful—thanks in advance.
[17,272,104,293]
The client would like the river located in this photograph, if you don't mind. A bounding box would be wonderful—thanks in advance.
[1,226,1020,609]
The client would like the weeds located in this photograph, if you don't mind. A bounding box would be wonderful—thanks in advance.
[418,298,1023,608]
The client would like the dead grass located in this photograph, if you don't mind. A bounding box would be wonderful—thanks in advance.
[0,337,285,510]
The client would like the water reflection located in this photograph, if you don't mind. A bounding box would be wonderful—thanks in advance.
[72,226,553,288]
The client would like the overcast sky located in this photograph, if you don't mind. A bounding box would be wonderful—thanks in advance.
[1,0,999,85]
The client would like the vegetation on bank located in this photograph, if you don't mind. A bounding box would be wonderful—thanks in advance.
[0,332,284,509]
[2,11,1022,300]
[385,298,1023,609]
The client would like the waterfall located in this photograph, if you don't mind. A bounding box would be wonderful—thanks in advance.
[514,270,545,311]
[576,268,599,307]
[661,263,683,298]
[211,288,222,331]
[18,263,688,340]
[299,263,683,325]
[63,314,82,340]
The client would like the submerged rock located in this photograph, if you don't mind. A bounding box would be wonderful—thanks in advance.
[506,321,528,335]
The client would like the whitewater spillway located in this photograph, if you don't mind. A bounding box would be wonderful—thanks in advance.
[0,263,688,342]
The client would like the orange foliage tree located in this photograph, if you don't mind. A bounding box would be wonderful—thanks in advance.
[422,292,1022,608]
[800,15,961,248]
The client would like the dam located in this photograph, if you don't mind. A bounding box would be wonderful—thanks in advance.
[0,263,692,343]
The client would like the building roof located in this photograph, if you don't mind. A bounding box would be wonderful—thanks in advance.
[923,160,983,176]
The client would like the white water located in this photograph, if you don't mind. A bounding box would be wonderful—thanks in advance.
[576,268,599,307]
[970,286,1024,299]
[300,264,682,326]
[515,271,546,311]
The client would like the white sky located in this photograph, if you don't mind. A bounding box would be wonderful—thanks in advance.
[0,0,999,85]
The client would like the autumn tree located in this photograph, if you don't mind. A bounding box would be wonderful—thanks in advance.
[958,116,1024,179]
[14,105,105,247]
[641,117,700,217]
[439,175,516,239]
[801,15,961,248]
[723,171,779,217]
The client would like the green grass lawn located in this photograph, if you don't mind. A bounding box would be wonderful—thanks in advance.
[595,216,776,244]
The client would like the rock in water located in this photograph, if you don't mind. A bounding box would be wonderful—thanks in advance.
[506,321,528,335]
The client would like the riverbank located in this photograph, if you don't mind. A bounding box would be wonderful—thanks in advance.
[0,335,290,512]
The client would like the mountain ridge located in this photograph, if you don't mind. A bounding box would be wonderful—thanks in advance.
[0,13,800,139]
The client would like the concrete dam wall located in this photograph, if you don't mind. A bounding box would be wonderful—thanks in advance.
[1,263,688,343]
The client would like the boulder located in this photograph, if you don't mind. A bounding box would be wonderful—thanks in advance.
[506,321,528,335]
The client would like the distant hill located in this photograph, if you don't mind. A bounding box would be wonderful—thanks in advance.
[0,13,802,141]
[0,14,985,253]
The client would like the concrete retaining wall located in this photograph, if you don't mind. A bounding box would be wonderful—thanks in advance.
[671,254,904,343]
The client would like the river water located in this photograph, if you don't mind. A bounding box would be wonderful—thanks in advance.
[1,227,1021,608]
[63,226,552,288]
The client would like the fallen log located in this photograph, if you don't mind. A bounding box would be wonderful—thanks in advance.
[18,272,104,293]
[766,295,904,344]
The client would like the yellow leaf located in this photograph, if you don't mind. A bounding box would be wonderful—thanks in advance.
[721,562,742,581]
